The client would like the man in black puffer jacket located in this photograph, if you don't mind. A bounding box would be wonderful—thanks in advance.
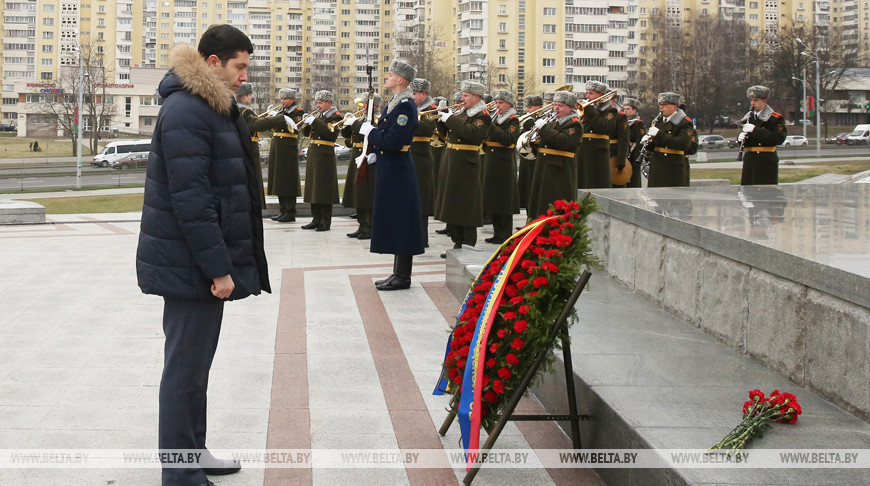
[136,25,270,486]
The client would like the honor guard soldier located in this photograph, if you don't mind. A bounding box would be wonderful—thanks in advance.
[739,85,786,185]
[300,90,343,231]
[483,89,521,244]
[518,95,543,211]
[527,91,582,219]
[642,92,695,187]
[576,81,612,189]
[433,90,465,238]
[606,95,630,188]
[410,78,438,245]
[623,98,646,188]
[434,81,491,253]
[266,88,305,222]
[340,93,382,239]
[358,59,425,291]
[235,82,267,208]
[543,91,555,105]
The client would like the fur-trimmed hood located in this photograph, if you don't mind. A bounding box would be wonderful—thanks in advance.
[159,44,235,116]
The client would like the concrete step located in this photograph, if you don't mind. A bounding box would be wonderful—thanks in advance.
[445,250,870,486]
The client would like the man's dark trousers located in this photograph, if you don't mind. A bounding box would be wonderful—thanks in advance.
[159,296,224,485]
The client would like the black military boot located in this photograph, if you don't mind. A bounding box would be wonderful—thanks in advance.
[376,256,411,291]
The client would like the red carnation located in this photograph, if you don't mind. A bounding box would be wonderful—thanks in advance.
[510,272,524,283]
[516,279,529,289]
[512,338,525,350]
[503,311,517,321]
[504,285,518,297]
[509,296,524,305]
[513,320,528,333]
[520,260,535,270]
[541,262,559,273]
[497,367,512,379]
[518,305,530,315]
[490,343,499,353]
[532,247,546,256]
[486,357,496,368]
[533,276,549,288]
[496,329,507,338]
[506,353,519,365]
[493,380,505,394]
[484,391,498,403]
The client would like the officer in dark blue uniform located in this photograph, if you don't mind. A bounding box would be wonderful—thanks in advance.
[358,60,425,291]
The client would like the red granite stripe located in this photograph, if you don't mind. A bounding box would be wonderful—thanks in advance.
[422,280,605,486]
[349,274,455,485]
[265,267,312,486]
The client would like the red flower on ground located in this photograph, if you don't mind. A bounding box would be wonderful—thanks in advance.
[511,338,525,350]
[493,380,505,394]
[484,391,498,403]
[497,367,512,379]
[518,305,530,315]
[533,276,549,288]
[505,353,519,365]
[513,320,528,333]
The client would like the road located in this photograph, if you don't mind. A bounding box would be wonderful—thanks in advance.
[0,145,866,192]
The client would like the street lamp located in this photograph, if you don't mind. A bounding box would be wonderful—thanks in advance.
[797,38,821,155]
[74,46,84,188]
[791,70,807,139]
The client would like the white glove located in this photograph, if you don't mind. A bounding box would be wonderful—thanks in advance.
[304,115,316,126]
[647,126,660,137]
[367,153,377,165]
[342,116,357,127]
[284,115,297,131]
[267,109,280,117]
[439,111,452,123]
[742,123,756,133]
[437,99,447,109]
[737,132,747,142]
[533,118,547,129]
[640,135,652,145]
[359,121,375,136]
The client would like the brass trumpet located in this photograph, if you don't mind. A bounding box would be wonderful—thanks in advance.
[418,103,462,119]
[253,104,280,119]
[328,108,367,132]
[578,90,618,113]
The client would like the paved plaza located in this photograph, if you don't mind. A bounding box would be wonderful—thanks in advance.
[0,202,603,486]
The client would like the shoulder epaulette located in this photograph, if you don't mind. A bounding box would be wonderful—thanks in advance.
[771,112,783,118]
[619,111,625,115]
[429,104,437,110]
[572,117,579,122]
[509,114,516,119]
[483,109,490,115]
[401,98,409,103]
[684,116,692,122]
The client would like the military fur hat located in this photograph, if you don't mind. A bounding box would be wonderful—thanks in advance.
[585,80,609,94]
[389,59,417,83]
[236,82,253,97]
[452,91,463,102]
[657,92,680,105]
[492,89,515,106]
[553,91,578,106]
[460,80,486,97]
[360,92,383,107]
[623,97,641,109]
[524,95,544,107]
[278,88,297,100]
[315,90,334,102]
[433,96,447,106]
[409,78,430,93]
[747,85,770,99]
[543,92,555,102]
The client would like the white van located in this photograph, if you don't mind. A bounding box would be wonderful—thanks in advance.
[846,124,870,145]
[92,139,151,167]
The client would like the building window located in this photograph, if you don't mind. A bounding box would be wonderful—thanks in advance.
[542,58,555,67]
[543,41,555,50]
[543,24,556,33]
[542,75,556,84]
[543,7,556,16]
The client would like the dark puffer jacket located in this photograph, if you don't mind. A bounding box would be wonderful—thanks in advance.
[136,44,270,301]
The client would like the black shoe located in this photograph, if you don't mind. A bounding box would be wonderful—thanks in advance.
[197,481,216,486]
[356,231,371,240]
[315,225,330,232]
[484,237,496,244]
[453,243,462,249]
[270,213,285,221]
[435,228,450,235]
[440,252,447,259]
[201,456,241,476]
[350,213,358,219]
[376,276,411,291]
[301,221,319,230]
[375,274,396,286]
[275,214,295,223]
[347,229,361,238]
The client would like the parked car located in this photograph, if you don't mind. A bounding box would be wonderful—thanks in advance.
[728,138,740,149]
[698,134,726,149]
[796,119,814,126]
[826,132,849,144]
[779,135,808,147]
[299,144,352,161]
[111,152,149,169]
[0,124,16,132]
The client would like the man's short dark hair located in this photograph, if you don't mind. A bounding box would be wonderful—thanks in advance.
[198,24,254,65]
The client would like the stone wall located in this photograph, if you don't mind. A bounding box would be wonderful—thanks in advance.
[589,211,870,421]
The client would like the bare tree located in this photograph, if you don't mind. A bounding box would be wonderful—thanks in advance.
[34,42,117,156]
[400,23,456,99]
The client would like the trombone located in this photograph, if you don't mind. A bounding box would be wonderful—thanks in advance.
[578,90,618,114]
[418,102,462,119]
[328,107,367,132]
[253,104,280,119]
